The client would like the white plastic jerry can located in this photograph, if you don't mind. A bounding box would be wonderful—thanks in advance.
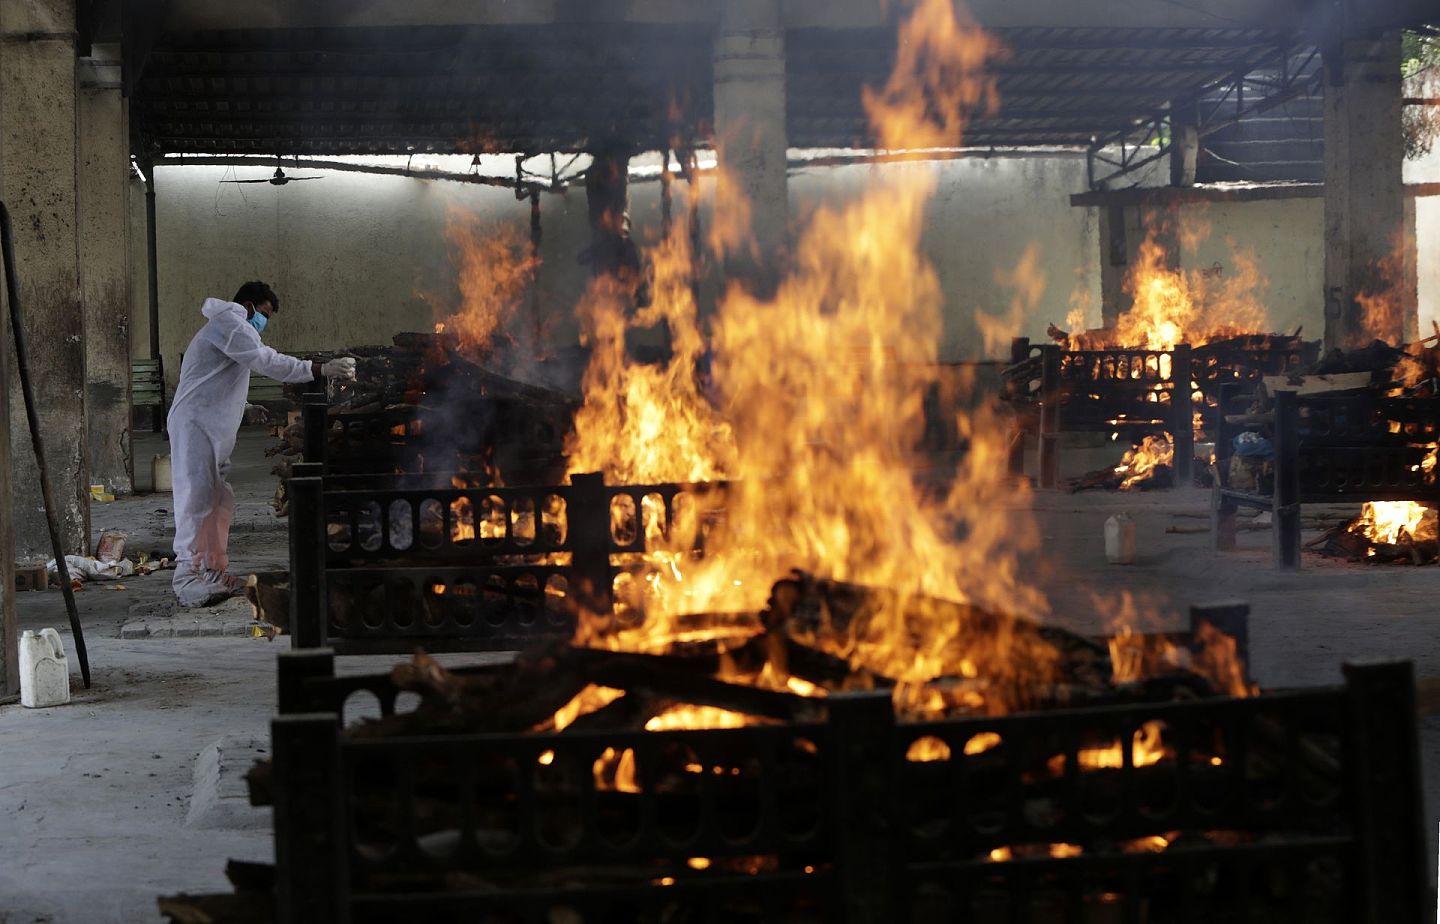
[19,628,71,708]
[153,453,173,493]
[1105,512,1137,565]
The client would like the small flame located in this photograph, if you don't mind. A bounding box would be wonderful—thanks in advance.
[1125,834,1174,853]
[1114,435,1174,489]
[1354,231,1413,347]
[1064,219,1269,350]
[1350,500,1436,549]
[1054,719,1168,773]
[552,686,625,732]
[593,746,640,793]
[644,706,749,732]
[964,731,1001,755]
[906,736,952,762]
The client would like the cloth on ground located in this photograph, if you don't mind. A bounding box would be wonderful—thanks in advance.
[47,556,134,581]
[168,298,314,596]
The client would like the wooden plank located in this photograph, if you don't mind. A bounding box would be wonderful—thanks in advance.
[1260,372,1370,395]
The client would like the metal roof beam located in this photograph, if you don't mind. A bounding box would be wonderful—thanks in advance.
[159,0,1315,33]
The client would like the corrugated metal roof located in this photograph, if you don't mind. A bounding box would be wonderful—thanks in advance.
[132,24,1298,156]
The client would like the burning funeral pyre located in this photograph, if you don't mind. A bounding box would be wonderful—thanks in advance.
[1016,219,1319,493]
[254,0,1267,785]
[161,2,1427,920]
[266,331,579,509]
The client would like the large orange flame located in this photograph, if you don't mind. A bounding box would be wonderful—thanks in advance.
[566,226,735,484]
[563,0,1060,720]
[434,213,539,368]
[552,0,1252,730]
[1108,227,1268,351]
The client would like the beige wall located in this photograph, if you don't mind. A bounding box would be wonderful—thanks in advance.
[1407,146,1440,335]
[133,154,1104,381]
[130,153,1440,382]
[1180,198,1325,338]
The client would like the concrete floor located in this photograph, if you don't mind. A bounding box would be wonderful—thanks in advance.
[2,429,1440,920]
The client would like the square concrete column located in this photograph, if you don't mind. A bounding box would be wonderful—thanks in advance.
[0,230,13,698]
[2,0,90,558]
[712,0,788,296]
[80,46,133,494]
[1323,33,1415,350]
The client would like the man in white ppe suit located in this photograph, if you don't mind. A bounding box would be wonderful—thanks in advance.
[168,281,357,606]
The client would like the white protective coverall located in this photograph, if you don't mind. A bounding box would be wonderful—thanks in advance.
[169,298,315,605]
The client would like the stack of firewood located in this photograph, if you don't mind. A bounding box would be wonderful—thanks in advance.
[267,333,580,514]
[161,573,1310,922]
[247,570,1237,767]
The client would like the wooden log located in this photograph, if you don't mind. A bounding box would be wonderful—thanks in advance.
[1261,372,1371,396]
[348,645,591,738]
[226,860,276,895]
[559,691,678,732]
[245,759,273,807]
[244,573,290,632]
[764,572,1114,705]
[570,647,821,722]
[157,893,273,924]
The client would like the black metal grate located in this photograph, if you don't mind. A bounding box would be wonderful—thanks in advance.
[268,651,1427,924]
[1005,341,1194,488]
[290,467,728,654]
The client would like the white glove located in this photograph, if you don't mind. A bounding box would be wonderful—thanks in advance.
[320,357,357,382]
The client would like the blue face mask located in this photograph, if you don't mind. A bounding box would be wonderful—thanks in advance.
[248,311,268,335]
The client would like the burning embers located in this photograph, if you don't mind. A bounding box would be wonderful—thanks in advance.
[1067,434,1180,493]
[338,572,1250,767]
[1311,501,1439,564]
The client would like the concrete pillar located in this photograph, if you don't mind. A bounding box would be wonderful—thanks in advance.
[712,0,788,295]
[1323,32,1415,350]
[79,46,132,494]
[2,0,89,558]
[1169,100,1199,188]
[0,227,13,698]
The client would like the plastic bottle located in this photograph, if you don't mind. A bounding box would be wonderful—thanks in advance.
[1105,512,1137,565]
[19,628,70,708]
[153,453,173,492]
